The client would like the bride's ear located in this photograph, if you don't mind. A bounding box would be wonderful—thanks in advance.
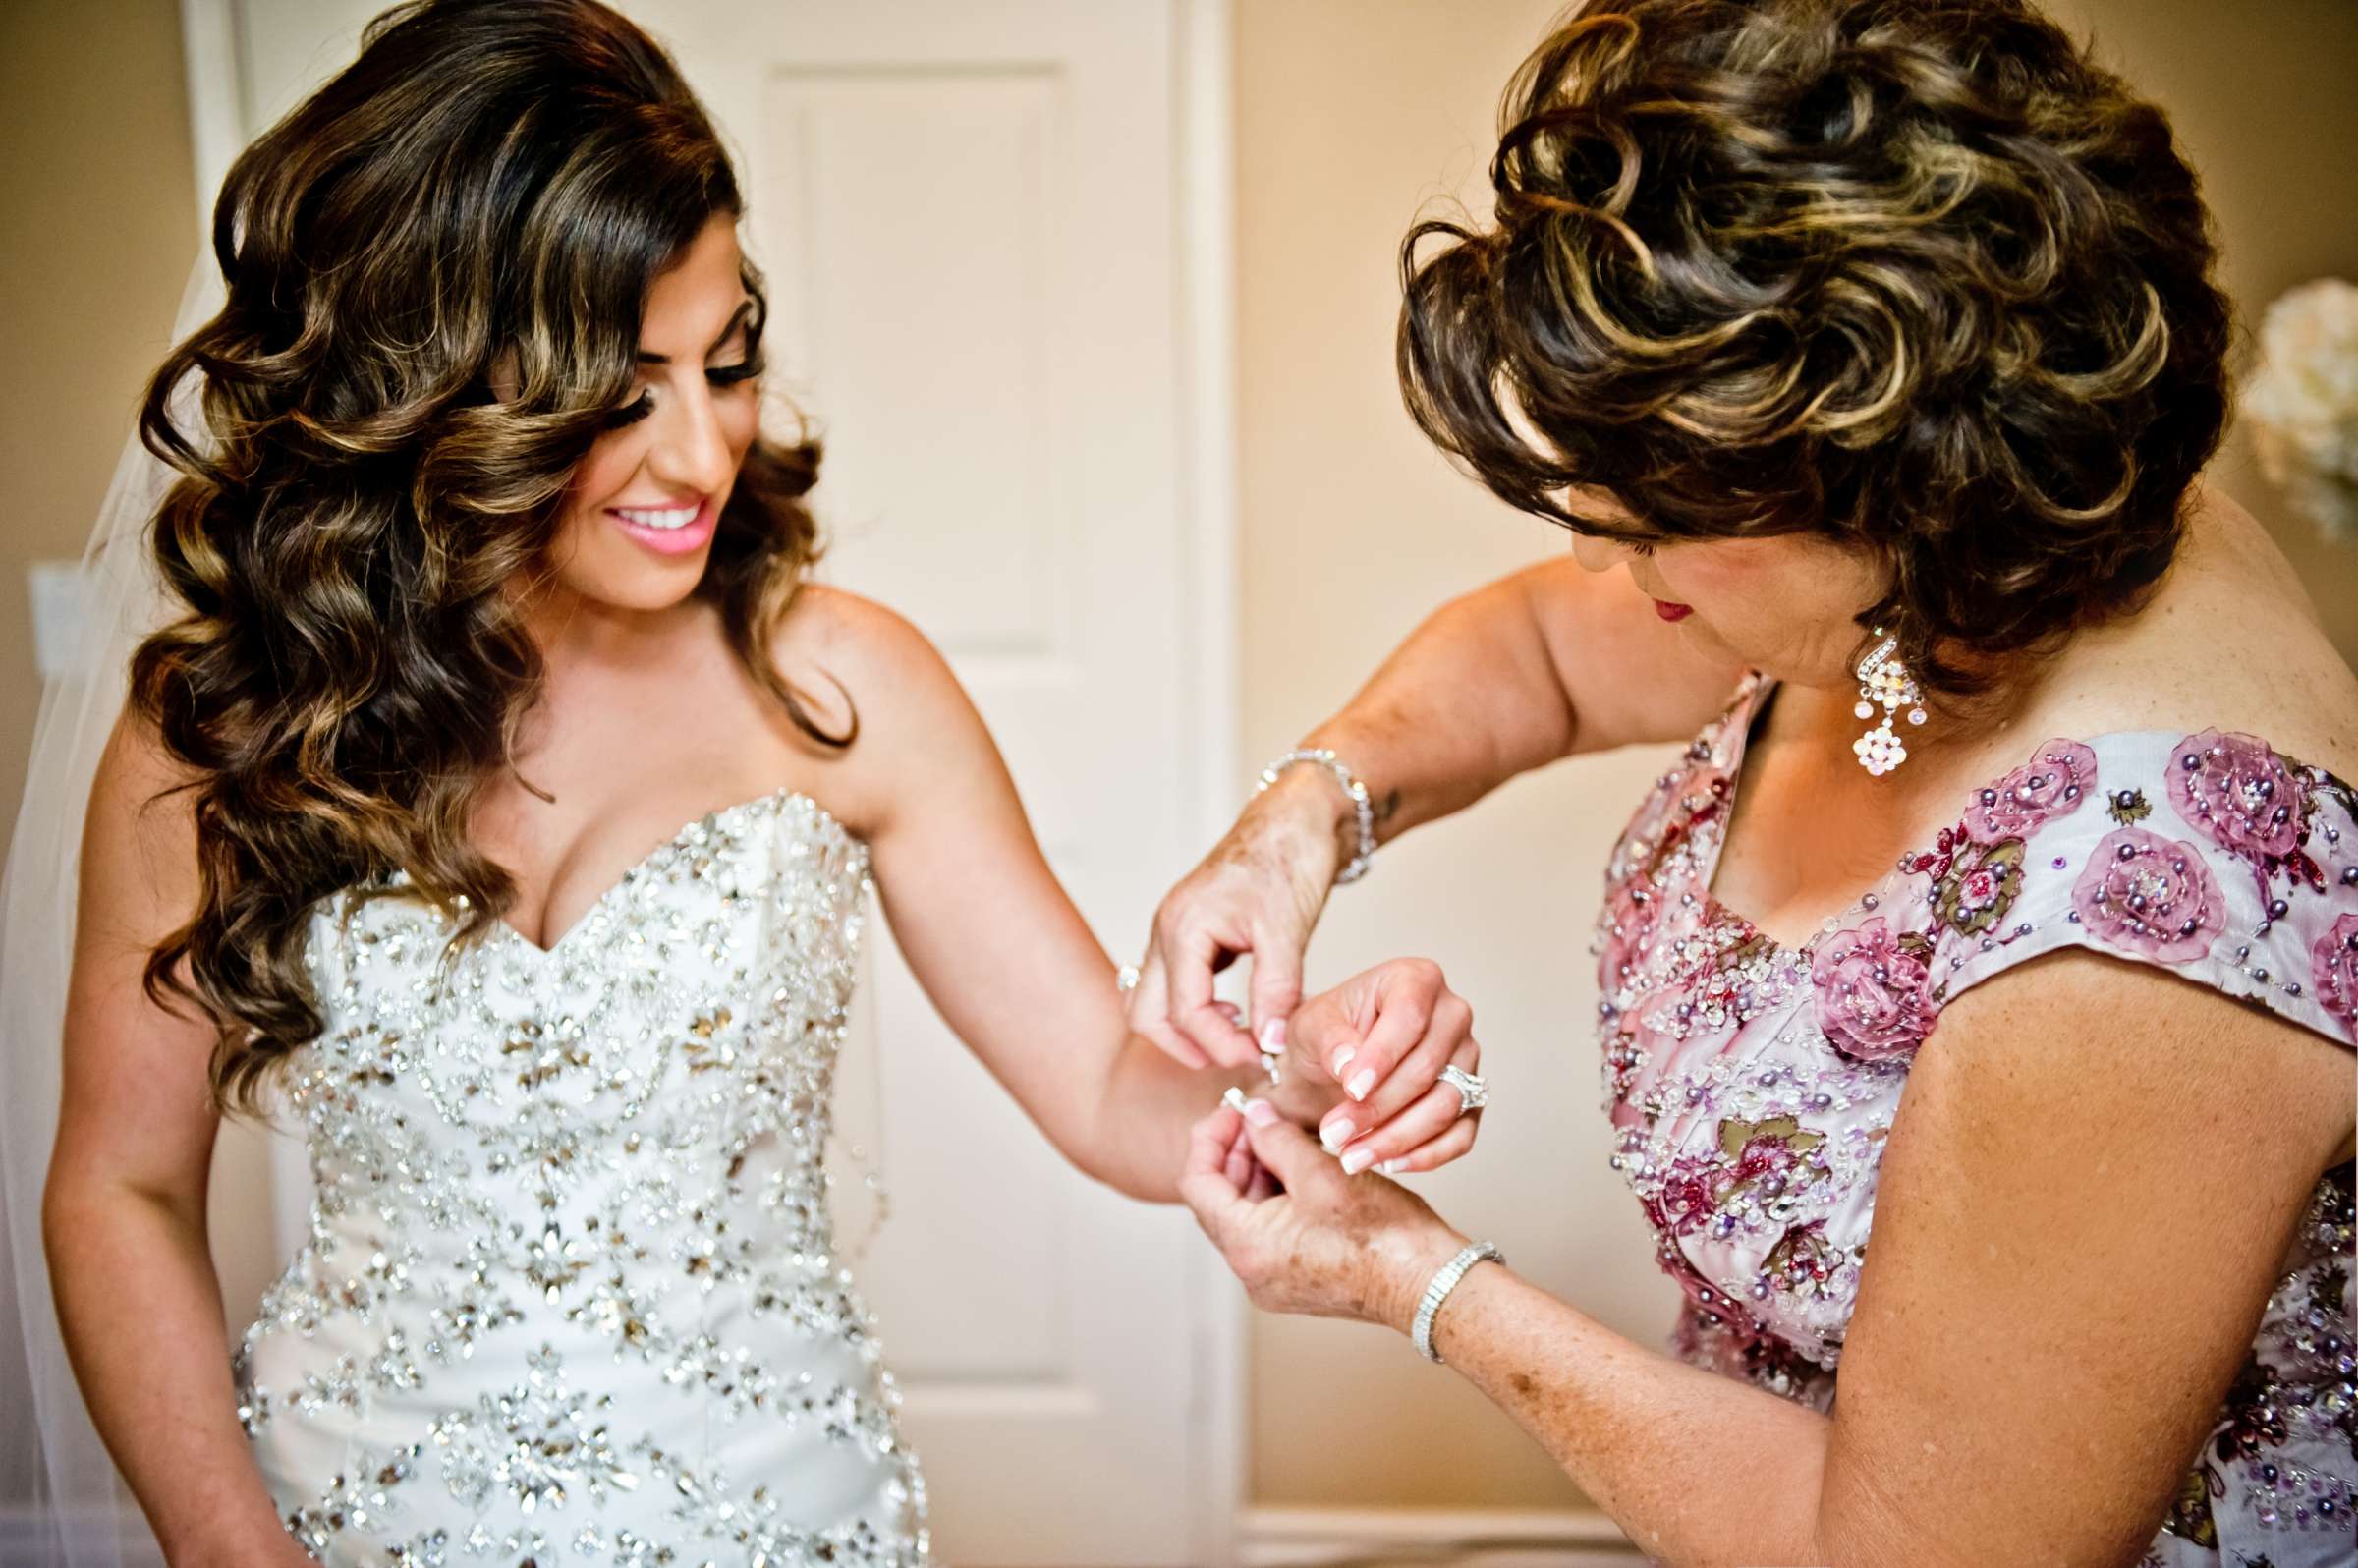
[485,346,523,403]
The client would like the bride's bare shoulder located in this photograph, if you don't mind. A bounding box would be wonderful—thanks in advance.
[87,704,199,833]
[769,582,959,712]
[81,706,206,942]
[765,583,1000,817]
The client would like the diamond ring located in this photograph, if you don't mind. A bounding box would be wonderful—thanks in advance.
[1439,1064,1488,1117]
[1116,963,1141,994]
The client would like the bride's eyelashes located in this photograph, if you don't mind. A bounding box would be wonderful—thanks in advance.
[604,349,768,430]
[705,348,767,387]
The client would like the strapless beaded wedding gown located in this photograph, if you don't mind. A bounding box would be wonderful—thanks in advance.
[234,788,928,1567]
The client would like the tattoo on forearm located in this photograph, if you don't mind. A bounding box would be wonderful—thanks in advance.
[1376,788,1402,824]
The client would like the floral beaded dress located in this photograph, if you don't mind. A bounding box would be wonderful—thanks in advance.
[1597,674,2357,1566]
[234,788,928,1567]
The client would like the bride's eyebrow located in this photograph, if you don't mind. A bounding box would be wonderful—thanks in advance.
[634,299,758,365]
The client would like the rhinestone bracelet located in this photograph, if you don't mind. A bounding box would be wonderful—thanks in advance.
[1411,1240,1503,1364]
[1256,748,1376,885]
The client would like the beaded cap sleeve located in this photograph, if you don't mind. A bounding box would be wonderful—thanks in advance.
[1593,673,2357,1565]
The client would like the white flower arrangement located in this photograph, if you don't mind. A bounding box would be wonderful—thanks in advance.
[2242,277,2358,542]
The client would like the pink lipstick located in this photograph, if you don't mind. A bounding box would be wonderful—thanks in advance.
[606,495,716,556]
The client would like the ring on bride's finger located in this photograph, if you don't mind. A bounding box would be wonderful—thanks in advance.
[1440,1064,1488,1117]
[1116,963,1142,994]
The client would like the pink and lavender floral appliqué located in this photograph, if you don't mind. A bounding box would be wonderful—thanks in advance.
[1590,674,2358,1564]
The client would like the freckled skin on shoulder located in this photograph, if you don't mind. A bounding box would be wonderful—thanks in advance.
[2015,485,2358,777]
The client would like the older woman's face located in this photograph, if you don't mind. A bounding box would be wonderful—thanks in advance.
[1569,523,1889,689]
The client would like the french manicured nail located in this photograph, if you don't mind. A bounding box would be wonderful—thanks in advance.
[1347,1068,1376,1100]
[1377,1158,1404,1175]
[1242,1097,1281,1128]
[1319,1115,1354,1153]
[1329,1045,1356,1079]
[1340,1147,1376,1176]
[1259,1018,1286,1054]
[1221,1086,1249,1113]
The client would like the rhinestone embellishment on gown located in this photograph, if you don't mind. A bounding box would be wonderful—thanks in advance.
[235,788,929,1566]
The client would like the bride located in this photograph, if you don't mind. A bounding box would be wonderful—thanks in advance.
[9,2,1487,1563]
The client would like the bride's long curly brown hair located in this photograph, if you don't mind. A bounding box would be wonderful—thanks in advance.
[129,0,846,1109]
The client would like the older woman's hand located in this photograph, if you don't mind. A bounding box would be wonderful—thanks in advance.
[1181,1096,1470,1331]
[1124,768,1350,1070]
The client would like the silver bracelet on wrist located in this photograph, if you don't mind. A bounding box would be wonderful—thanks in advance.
[1411,1241,1503,1364]
[1257,748,1376,885]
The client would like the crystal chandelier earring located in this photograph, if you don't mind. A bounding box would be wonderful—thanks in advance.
[1851,627,1927,776]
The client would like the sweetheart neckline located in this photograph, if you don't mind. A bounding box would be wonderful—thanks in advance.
[492,785,864,958]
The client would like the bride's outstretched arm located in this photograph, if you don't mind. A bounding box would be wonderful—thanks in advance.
[43,715,318,1568]
[802,589,1464,1201]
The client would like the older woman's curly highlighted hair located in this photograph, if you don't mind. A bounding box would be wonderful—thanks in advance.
[129,0,842,1108]
[1400,0,2233,693]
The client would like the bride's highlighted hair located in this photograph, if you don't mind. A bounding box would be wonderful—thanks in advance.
[129,0,845,1108]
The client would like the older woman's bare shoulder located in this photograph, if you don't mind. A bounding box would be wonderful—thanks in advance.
[2029,482,2358,775]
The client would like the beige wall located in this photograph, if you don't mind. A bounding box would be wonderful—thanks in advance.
[1233,0,1678,1512]
[2042,0,2358,657]
[1233,0,2358,1514]
[0,0,197,843]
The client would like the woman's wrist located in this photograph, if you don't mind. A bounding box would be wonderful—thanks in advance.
[1248,764,1357,888]
[1376,1223,1477,1337]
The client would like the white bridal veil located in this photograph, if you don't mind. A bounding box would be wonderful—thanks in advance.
[0,253,226,1568]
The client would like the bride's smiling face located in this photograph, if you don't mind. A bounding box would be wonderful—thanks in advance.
[541,212,766,613]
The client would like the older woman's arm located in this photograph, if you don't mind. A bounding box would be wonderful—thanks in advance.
[1128,553,1741,1070]
[1186,953,2355,1567]
[1290,553,1741,845]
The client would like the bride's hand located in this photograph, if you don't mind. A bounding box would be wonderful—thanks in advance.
[1179,1097,1468,1332]
[1283,958,1486,1175]
[1125,768,1349,1070]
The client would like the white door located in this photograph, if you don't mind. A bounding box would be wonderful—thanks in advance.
[202,2,1241,1562]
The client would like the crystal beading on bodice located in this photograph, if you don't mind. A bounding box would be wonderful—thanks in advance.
[235,787,928,1567]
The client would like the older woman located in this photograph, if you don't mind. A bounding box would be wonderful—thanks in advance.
[1128,2,2358,1564]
